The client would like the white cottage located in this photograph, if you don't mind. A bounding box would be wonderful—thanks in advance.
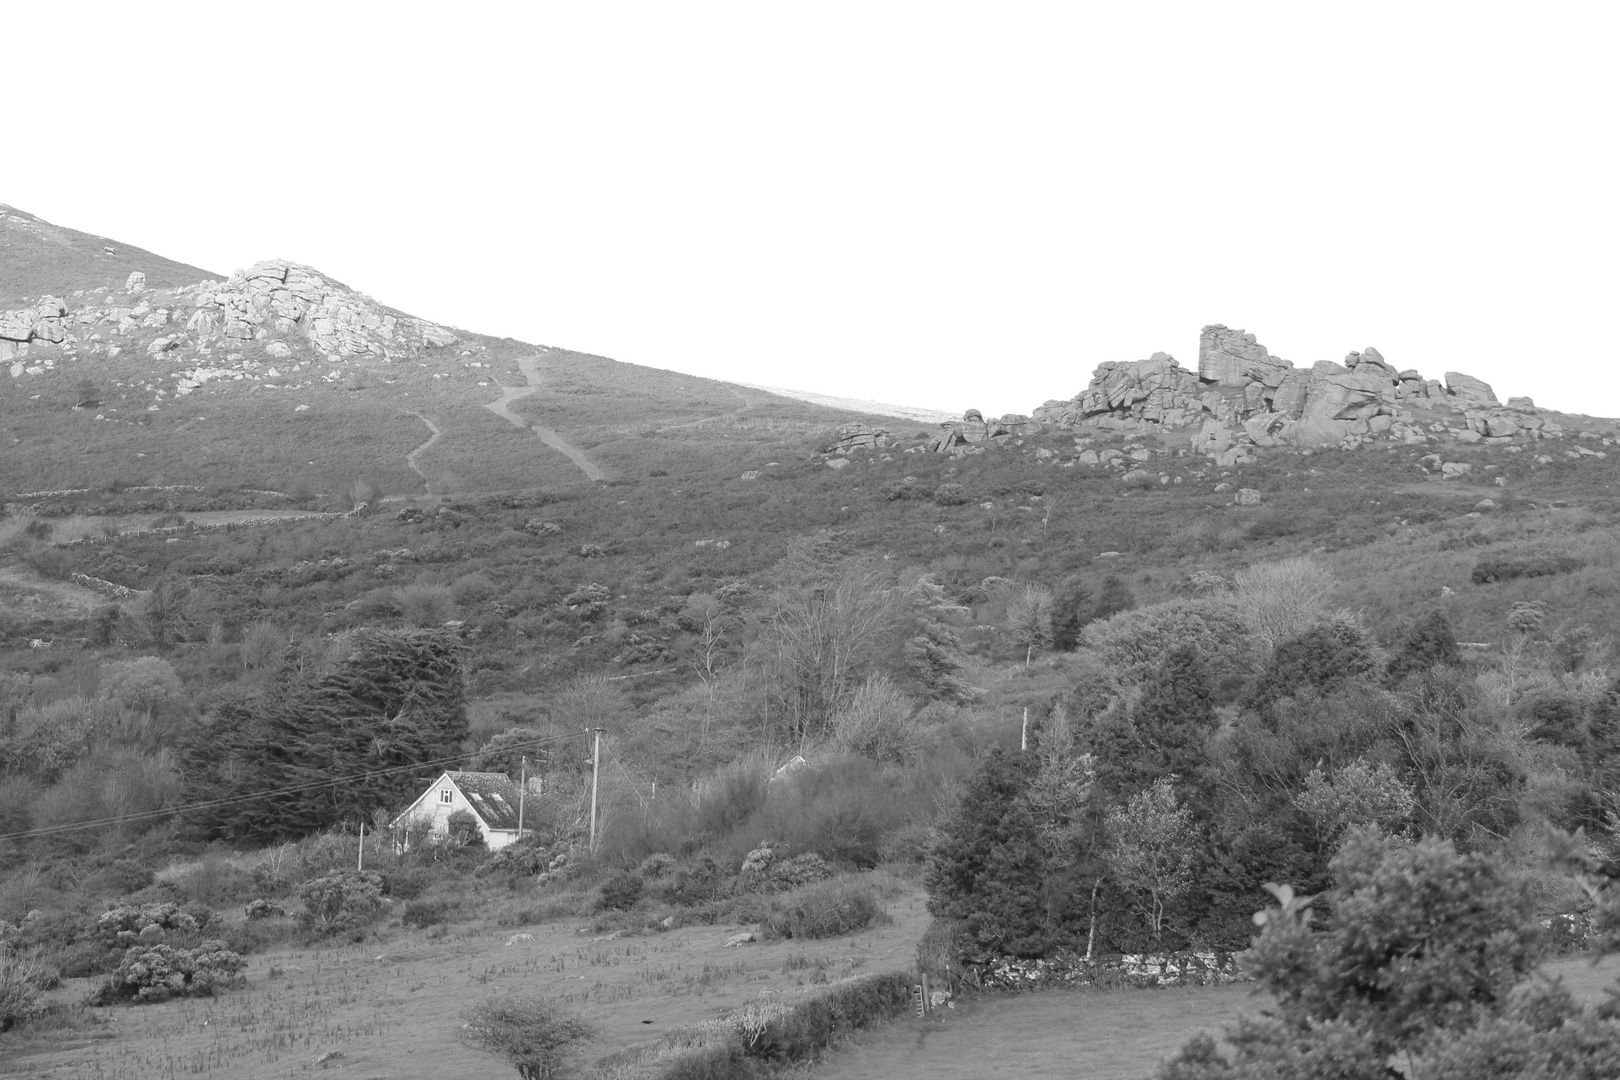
[391,770,530,851]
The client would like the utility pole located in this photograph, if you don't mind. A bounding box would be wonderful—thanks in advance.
[588,729,601,852]
[517,756,527,837]
[1021,707,1029,751]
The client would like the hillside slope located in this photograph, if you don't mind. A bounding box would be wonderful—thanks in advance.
[0,204,219,308]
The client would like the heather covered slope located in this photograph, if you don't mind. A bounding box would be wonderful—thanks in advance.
[0,204,219,308]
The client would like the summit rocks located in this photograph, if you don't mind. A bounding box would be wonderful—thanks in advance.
[4,258,459,387]
[1033,324,1526,450]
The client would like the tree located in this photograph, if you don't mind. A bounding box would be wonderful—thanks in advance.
[180,628,468,842]
[759,560,897,746]
[1104,778,1198,944]
[899,574,973,702]
[460,992,597,1079]
[1050,577,1093,652]
[831,673,921,764]
[1244,618,1378,715]
[1230,557,1337,653]
[1112,644,1216,795]
[139,578,194,648]
[925,749,1051,956]
[1385,610,1462,685]
[1293,758,1416,843]
[1091,574,1136,624]
[1006,583,1055,667]
[1158,829,1548,1080]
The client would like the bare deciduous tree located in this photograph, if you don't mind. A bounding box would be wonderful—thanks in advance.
[759,562,897,748]
[1006,583,1055,667]
[1231,557,1337,652]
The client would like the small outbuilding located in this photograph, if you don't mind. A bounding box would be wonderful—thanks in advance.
[391,770,530,851]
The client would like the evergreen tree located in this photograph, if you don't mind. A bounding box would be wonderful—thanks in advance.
[180,628,467,842]
[1050,577,1093,652]
[1245,619,1377,715]
[925,749,1052,956]
[1121,644,1215,793]
[1385,610,1462,685]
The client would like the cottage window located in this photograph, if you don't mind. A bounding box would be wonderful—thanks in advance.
[440,789,452,804]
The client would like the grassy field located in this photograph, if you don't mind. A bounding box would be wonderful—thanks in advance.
[812,953,1620,1080]
[0,888,933,1079]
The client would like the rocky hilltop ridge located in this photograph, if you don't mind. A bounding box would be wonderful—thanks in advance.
[2,259,459,397]
[1032,324,1559,456]
[822,324,1590,474]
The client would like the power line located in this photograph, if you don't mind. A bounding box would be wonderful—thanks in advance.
[0,730,594,843]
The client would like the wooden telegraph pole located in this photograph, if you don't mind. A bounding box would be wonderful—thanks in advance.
[517,755,527,837]
[588,730,602,852]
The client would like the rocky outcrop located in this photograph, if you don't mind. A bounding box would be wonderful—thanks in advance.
[1036,325,1522,448]
[823,423,894,454]
[5,259,462,389]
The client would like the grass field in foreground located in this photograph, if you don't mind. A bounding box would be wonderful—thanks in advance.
[0,891,932,1080]
[811,953,1620,1080]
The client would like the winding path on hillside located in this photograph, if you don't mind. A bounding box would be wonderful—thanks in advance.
[482,354,608,482]
[405,413,441,489]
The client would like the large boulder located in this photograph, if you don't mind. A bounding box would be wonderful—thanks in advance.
[1199,325,1293,387]
[1445,372,1497,403]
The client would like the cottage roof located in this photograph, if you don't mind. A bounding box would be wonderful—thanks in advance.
[445,771,526,831]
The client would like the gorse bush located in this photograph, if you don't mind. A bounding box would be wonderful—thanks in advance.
[298,870,385,935]
[1470,553,1584,585]
[761,876,887,940]
[94,940,246,1004]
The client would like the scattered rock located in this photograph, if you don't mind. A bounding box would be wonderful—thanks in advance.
[826,458,850,470]
[1440,462,1473,479]
[125,271,146,294]
[1235,488,1262,506]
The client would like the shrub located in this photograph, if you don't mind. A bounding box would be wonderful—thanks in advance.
[94,903,201,949]
[1386,610,1463,684]
[460,991,597,1079]
[594,971,911,1077]
[1084,598,1256,690]
[598,871,644,912]
[763,877,887,940]
[381,864,437,899]
[1245,617,1379,713]
[915,917,972,990]
[636,853,677,879]
[402,898,456,928]
[770,853,834,889]
[1471,554,1583,585]
[243,899,286,921]
[933,483,968,506]
[297,870,385,935]
[93,940,246,1004]
[0,948,58,1031]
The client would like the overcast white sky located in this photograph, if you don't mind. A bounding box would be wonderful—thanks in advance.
[7,3,1618,418]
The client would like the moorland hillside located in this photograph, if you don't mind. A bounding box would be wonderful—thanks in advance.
[4,205,1620,1075]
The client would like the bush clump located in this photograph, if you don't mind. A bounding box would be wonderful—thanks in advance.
[93,940,246,1004]
[1471,554,1583,585]
[298,870,385,935]
[598,871,644,912]
[763,877,887,940]
[401,898,456,928]
[94,903,205,949]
